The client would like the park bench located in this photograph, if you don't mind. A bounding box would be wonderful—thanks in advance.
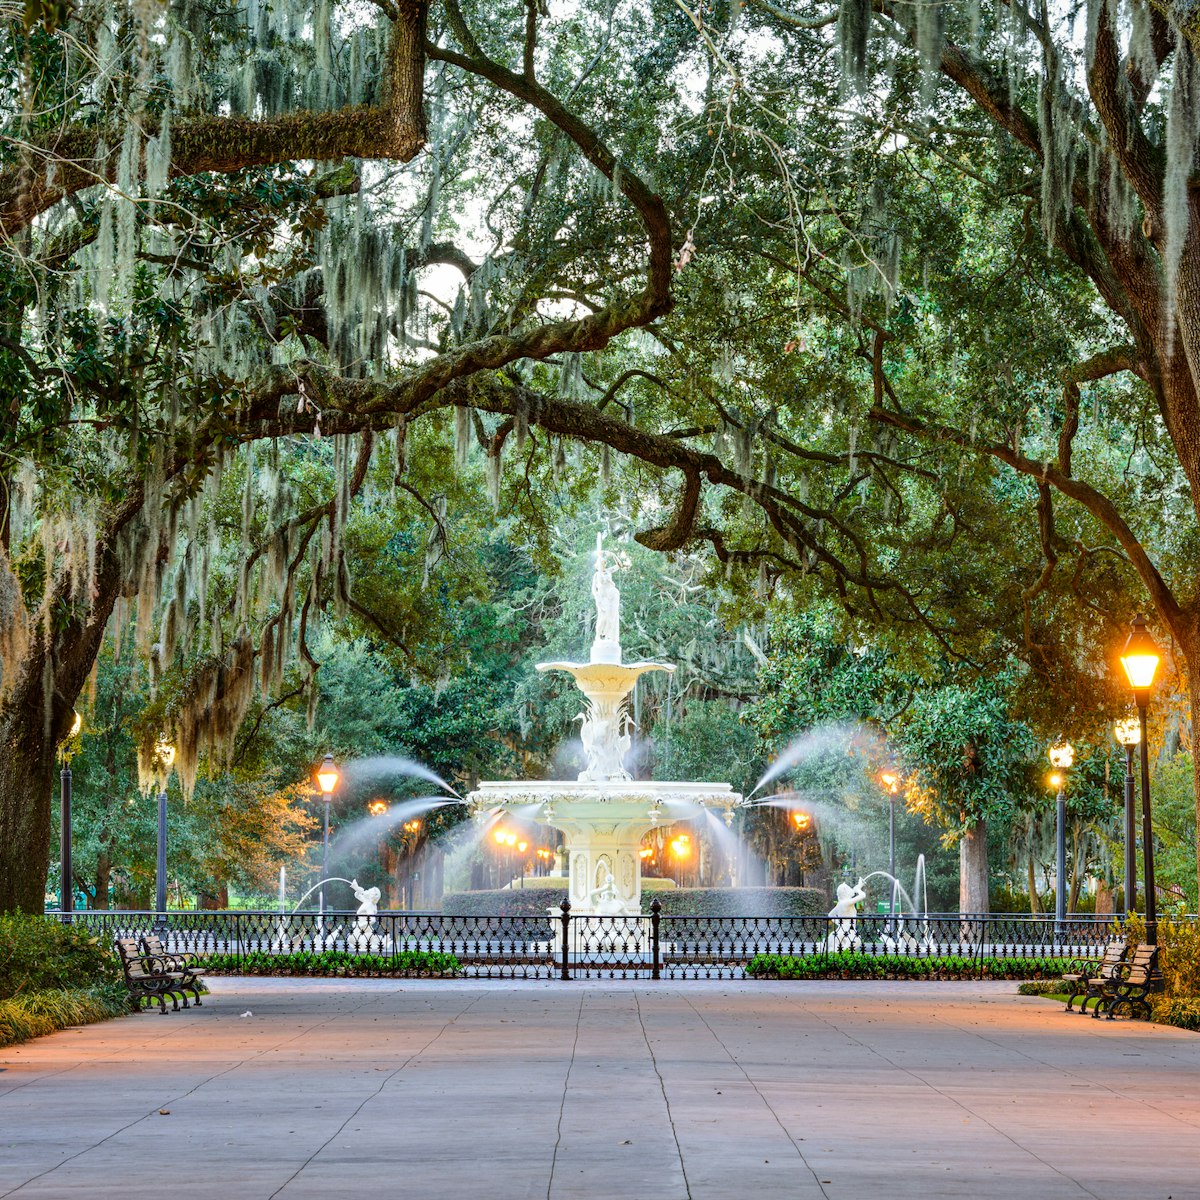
[141,934,207,1008]
[113,937,188,1014]
[1093,943,1160,1020]
[1062,941,1126,1013]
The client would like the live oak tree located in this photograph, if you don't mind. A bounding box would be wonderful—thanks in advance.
[7,0,1200,915]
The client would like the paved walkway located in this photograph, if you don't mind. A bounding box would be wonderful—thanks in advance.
[1,979,1198,1199]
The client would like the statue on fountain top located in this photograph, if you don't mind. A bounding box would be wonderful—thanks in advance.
[591,533,622,664]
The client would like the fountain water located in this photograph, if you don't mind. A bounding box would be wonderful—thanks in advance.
[468,534,742,917]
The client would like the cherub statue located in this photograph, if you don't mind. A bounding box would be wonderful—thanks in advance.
[350,879,381,919]
[825,878,867,951]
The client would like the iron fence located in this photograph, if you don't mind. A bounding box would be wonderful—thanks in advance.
[55,904,1151,981]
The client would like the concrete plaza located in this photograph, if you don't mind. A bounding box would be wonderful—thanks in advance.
[1,978,1198,1199]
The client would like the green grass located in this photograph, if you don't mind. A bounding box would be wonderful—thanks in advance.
[0,984,131,1048]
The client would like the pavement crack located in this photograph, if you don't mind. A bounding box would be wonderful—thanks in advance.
[634,990,696,1200]
[1,984,407,1199]
[546,991,584,1200]
[679,993,831,1200]
[266,990,487,1199]
[801,996,1102,1200]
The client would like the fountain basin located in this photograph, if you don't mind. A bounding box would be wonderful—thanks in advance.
[469,780,741,917]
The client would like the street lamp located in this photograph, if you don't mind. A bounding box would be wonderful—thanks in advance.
[59,710,82,917]
[154,735,176,919]
[879,771,900,919]
[316,754,339,913]
[1120,615,1162,945]
[1114,717,1141,917]
[1047,742,1074,929]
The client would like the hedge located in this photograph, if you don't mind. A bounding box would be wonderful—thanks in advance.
[746,952,1076,980]
[651,887,826,918]
[199,949,461,977]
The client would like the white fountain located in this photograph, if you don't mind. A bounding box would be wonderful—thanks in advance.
[468,535,742,918]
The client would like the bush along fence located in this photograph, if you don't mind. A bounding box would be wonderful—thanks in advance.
[57,905,1132,981]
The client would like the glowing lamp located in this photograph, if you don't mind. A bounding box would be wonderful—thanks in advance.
[367,799,389,816]
[792,811,811,831]
[316,754,339,796]
[518,840,528,853]
[493,829,507,845]
[1048,743,1074,770]
[1114,718,1141,747]
[1120,615,1161,695]
[879,771,900,794]
[1048,771,1064,790]
[69,710,82,739]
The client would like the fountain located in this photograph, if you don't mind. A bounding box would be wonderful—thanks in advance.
[467,534,742,919]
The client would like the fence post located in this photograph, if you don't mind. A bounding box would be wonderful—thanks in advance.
[651,898,661,980]
[559,900,571,981]
[236,912,243,969]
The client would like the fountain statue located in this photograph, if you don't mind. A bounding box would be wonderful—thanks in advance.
[824,878,867,951]
[468,534,741,920]
[348,878,390,951]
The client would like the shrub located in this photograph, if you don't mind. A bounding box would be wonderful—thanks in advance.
[0,984,130,1048]
[199,949,461,976]
[1121,913,1200,998]
[0,914,120,1000]
[1150,996,1200,1031]
[1017,979,1065,995]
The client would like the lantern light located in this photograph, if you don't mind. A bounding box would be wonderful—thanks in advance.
[1114,717,1141,747]
[1048,743,1074,770]
[316,754,339,796]
[1120,615,1162,694]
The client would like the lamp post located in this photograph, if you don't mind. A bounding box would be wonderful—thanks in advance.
[1047,742,1074,930]
[154,735,176,919]
[1113,717,1141,918]
[879,772,900,919]
[316,754,340,913]
[59,710,82,917]
[1119,615,1162,946]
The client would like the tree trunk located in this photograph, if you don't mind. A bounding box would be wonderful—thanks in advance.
[0,678,65,912]
[959,817,988,914]
[92,851,111,911]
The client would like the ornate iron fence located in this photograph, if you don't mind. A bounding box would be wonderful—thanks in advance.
[57,903,1146,981]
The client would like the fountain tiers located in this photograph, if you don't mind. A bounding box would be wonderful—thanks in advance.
[467,534,742,918]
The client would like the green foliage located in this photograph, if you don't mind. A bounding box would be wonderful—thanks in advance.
[0,984,130,1049]
[0,915,120,1000]
[1149,997,1200,1032]
[1148,753,1198,910]
[1017,979,1066,995]
[199,949,460,976]
[746,952,1075,980]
